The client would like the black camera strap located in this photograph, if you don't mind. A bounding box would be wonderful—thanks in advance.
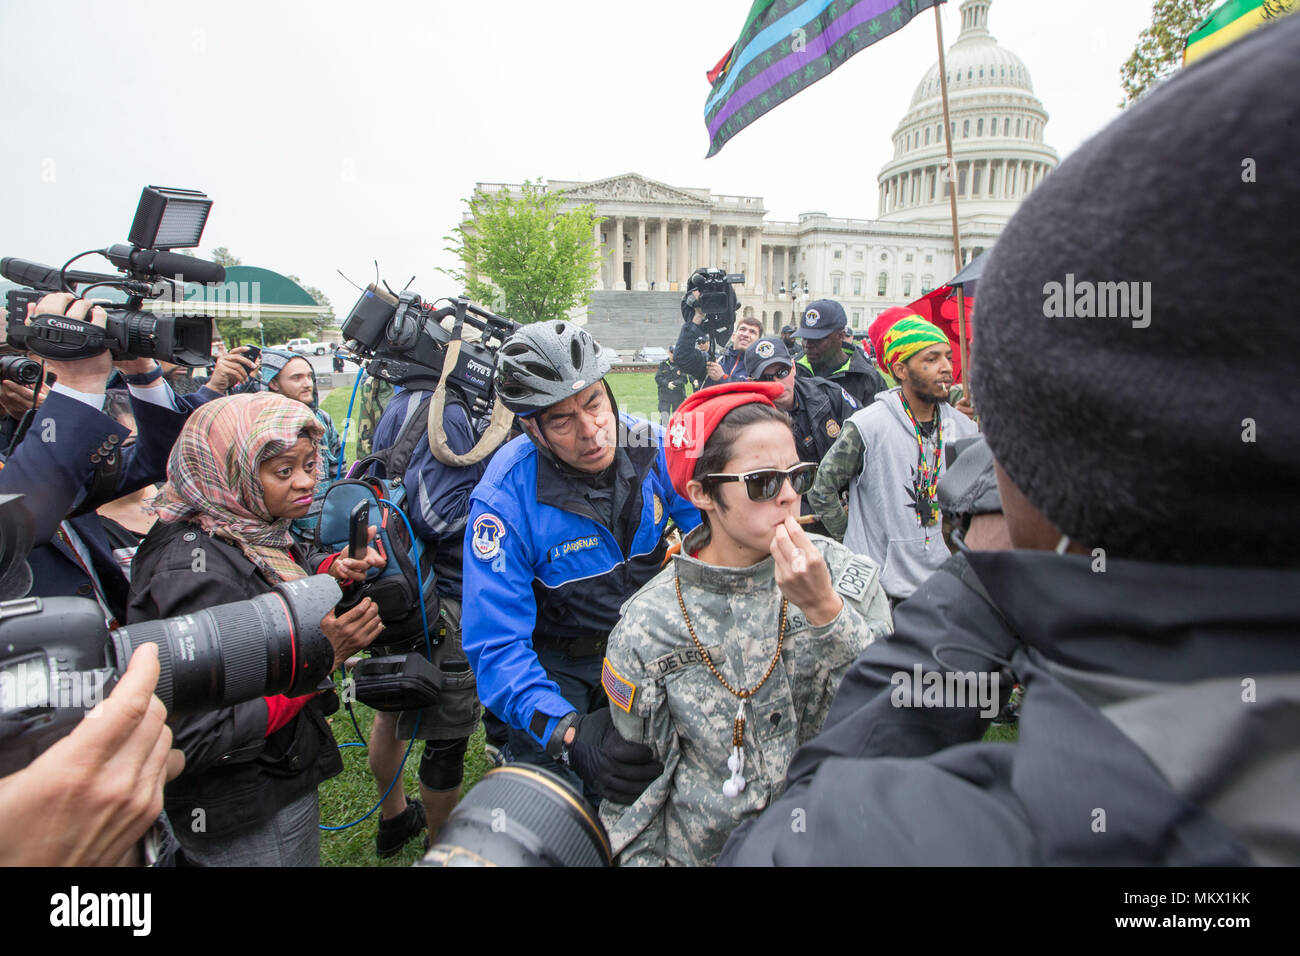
[24,313,112,361]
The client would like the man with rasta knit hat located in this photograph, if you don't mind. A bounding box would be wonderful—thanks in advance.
[809,312,978,602]
[722,9,1300,866]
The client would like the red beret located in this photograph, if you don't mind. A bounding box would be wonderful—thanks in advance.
[664,381,784,498]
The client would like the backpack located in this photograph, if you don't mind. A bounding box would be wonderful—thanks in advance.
[315,393,441,650]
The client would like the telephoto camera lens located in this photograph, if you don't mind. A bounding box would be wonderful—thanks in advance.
[108,574,341,717]
[417,765,612,867]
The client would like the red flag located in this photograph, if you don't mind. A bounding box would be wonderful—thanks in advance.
[907,286,974,384]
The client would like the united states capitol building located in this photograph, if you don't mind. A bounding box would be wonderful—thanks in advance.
[470,0,1058,350]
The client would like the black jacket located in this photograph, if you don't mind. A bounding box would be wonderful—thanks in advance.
[796,345,886,409]
[127,520,342,841]
[672,321,747,384]
[789,376,857,465]
[721,548,1299,865]
[654,360,690,408]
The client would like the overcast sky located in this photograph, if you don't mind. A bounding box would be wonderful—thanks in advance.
[0,0,1154,316]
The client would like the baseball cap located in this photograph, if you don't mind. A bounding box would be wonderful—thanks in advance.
[742,336,793,380]
[794,299,847,340]
[780,324,797,336]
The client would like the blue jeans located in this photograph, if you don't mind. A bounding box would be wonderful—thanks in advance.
[178,790,320,867]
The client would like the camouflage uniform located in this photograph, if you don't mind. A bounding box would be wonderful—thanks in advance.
[599,525,893,866]
[356,376,395,459]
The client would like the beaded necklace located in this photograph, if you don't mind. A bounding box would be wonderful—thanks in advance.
[900,392,943,532]
[674,570,787,800]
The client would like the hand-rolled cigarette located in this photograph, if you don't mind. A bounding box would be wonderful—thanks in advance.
[795,514,818,525]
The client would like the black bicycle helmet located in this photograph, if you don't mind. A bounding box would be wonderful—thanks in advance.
[495,321,615,415]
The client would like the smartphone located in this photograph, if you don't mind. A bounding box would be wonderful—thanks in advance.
[241,345,261,362]
[348,501,369,560]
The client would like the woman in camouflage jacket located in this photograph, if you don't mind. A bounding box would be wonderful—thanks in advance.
[599,382,893,866]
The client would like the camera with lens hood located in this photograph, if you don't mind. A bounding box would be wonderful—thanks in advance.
[0,494,342,777]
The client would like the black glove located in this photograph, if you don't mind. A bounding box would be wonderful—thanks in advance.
[566,708,663,805]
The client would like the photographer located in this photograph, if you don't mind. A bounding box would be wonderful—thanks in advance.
[672,269,753,385]
[0,642,185,866]
[0,293,191,624]
[359,371,490,857]
[127,393,384,866]
[675,310,761,386]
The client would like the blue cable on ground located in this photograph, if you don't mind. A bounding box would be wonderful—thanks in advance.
[335,368,368,480]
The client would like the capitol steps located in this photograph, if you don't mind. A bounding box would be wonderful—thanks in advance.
[583,291,685,352]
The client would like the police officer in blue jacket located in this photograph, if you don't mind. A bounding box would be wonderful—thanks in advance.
[461,321,702,803]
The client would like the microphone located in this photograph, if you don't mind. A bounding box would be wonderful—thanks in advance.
[0,257,120,292]
[102,244,226,284]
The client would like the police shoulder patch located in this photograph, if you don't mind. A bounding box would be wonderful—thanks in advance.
[653,493,663,524]
[834,556,878,602]
[602,657,637,713]
[471,514,506,561]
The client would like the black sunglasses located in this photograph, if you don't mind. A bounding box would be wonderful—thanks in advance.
[758,364,792,382]
[705,462,818,501]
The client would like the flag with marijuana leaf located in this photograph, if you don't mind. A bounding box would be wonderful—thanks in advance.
[704,0,942,158]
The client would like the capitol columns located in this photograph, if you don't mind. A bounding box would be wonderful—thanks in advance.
[592,217,604,290]
[765,243,774,297]
[635,217,648,291]
[613,217,625,290]
[679,219,690,287]
[656,217,669,290]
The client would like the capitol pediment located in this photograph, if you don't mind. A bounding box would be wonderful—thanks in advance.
[562,173,708,207]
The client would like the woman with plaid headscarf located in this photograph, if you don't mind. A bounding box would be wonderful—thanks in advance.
[127,393,384,866]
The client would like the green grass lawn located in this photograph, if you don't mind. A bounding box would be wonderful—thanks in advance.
[319,371,670,464]
[318,688,495,867]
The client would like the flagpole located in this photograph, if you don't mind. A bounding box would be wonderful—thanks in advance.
[933,2,970,399]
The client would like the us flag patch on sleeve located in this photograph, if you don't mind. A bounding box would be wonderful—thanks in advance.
[602,657,637,713]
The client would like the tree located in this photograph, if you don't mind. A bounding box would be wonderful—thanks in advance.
[1119,0,1216,107]
[440,179,602,325]
[208,247,242,268]
[286,274,336,332]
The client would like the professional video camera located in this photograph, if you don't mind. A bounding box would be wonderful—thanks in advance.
[681,267,744,357]
[340,284,518,420]
[2,186,225,367]
[0,494,342,777]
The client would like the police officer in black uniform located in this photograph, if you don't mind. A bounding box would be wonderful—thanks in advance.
[745,337,857,465]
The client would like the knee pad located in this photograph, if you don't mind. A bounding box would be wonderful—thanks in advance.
[418,736,468,791]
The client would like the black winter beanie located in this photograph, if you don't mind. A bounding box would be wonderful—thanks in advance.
[970,12,1300,568]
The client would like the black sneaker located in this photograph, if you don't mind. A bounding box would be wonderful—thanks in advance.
[376,797,426,859]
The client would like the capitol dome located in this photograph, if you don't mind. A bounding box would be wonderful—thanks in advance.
[877,0,1058,227]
